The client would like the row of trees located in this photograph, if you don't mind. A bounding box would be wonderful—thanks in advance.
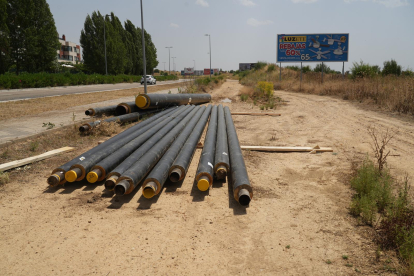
[80,11,158,75]
[0,0,60,74]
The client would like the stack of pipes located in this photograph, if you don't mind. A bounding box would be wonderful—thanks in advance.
[47,96,252,206]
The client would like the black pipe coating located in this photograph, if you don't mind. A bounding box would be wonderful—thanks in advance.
[168,105,212,182]
[85,105,118,116]
[87,106,195,184]
[224,106,253,206]
[194,105,218,191]
[114,106,201,196]
[142,106,207,198]
[136,93,211,109]
[47,107,177,185]
[214,104,230,180]
[65,106,188,182]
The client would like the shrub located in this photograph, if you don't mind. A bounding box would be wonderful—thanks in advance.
[0,171,10,185]
[286,66,300,72]
[254,61,267,71]
[314,63,332,73]
[350,61,380,79]
[256,81,274,98]
[240,94,248,101]
[267,64,276,72]
[383,59,402,76]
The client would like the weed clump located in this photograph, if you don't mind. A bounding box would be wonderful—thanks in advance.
[0,172,10,185]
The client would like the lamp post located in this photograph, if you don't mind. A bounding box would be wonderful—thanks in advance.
[172,57,176,73]
[140,0,147,94]
[205,34,211,78]
[103,14,110,75]
[166,46,172,74]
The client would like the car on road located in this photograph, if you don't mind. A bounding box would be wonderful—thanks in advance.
[141,75,156,85]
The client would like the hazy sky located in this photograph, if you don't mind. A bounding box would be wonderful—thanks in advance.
[49,0,414,72]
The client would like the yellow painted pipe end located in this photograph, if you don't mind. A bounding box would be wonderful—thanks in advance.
[197,178,210,192]
[65,170,78,182]
[86,171,99,183]
[136,95,148,108]
[142,187,155,199]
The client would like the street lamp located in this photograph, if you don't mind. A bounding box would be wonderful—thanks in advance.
[140,0,147,94]
[166,46,172,74]
[205,34,211,78]
[103,14,110,75]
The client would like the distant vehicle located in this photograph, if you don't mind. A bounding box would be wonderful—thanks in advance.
[140,75,156,85]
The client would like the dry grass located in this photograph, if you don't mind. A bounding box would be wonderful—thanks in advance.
[239,66,414,115]
[0,83,183,121]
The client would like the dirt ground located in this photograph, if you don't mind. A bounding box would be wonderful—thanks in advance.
[1,80,413,275]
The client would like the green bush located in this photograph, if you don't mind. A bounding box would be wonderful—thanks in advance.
[267,64,276,72]
[254,61,267,71]
[383,59,402,76]
[350,61,380,79]
[286,66,300,72]
[314,63,332,73]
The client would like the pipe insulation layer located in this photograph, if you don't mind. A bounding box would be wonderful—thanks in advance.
[115,101,140,116]
[79,110,159,133]
[214,104,230,180]
[168,105,212,182]
[142,106,207,198]
[65,106,188,183]
[88,106,193,184]
[195,105,218,191]
[136,93,211,109]
[105,106,197,190]
[114,106,201,196]
[48,107,177,186]
[85,105,118,116]
[224,106,253,206]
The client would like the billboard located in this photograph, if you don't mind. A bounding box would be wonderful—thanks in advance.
[277,33,349,63]
[204,69,210,75]
[184,68,194,75]
[239,63,256,71]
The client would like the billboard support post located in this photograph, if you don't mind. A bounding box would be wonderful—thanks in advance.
[279,63,282,81]
[321,62,324,84]
[342,62,345,80]
[300,62,303,91]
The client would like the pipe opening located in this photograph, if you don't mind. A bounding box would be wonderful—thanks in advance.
[104,176,118,190]
[169,168,182,182]
[115,180,130,196]
[79,125,89,133]
[216,165,227,180]
[116,105,128,116]
[85,109,93,116]
[47,171,64,186]
[238,189,251,206]
[142,182,157,199]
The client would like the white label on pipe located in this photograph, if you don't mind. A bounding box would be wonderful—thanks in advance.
[223,152,228,155]
[208,162,213,168]
[189,98,192,103]
[156,102,158,105]
[79,157,85,161]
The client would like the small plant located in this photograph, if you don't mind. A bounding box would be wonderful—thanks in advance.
[42,122,55,129]
[326,259,332,264]
[168,90,171,94]
[285,245,290,249]
[267,64,276,72]
[345,263,353,267]
[29,141,39,152]
[0,171,10,185]
[342,255,348,260]
[240,94,248,102]
[368,127,394,174]
[355,268,361,273]
[260,105,264,110]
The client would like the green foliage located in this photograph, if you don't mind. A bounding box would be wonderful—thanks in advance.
[254,61,267,71]
[80,11,158,75]
[154,69,160,73]
[314,63,332,73]
[29,141,39,152]
[286,66,300,71]
[240,94,248,101]
[267,64,276,72]
[382,59,402,76]
[0,0,10,74]
[0,171,10,185]
[402,69,414,77]
[302,65,312,73]
[256,81,274,98]
[350,61,380,79]
[6,0,60,74]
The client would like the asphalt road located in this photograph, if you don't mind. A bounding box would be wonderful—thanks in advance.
[0,79,188,102]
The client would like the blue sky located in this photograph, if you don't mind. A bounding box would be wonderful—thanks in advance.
[49,0,414,72]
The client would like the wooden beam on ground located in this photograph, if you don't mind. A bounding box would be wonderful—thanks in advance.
[0,147,75,172]
[231,112,281,116]
[241,145,333,153]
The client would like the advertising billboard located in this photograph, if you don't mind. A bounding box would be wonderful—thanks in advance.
[184,68,194,75]
[277,33,349,63]
[204,69,210,75]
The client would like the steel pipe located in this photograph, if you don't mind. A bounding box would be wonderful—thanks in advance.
[168,105,212,182]
[85,105,118,116]
[115,101,140,116]
[87,106,195,185]
[105,106,197,190]
[195,105,218,191]
[64,106,188,183]
[214,104,230,180]
[224,106,253,206]
[114,106,201,196]
[136,93,211,109]
[141,106,206,198]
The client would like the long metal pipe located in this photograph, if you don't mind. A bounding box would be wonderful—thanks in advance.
[115,101,140,116]
[195,105,218,191]
[64,106,188,183]
[136,93,211,109]
[114,106,200,196]
[85,105,118,116]
[47,107,178,187]
[104,106,196,190]
[168,105,212,182]
[141,106,206,198]
[87,106,195,184]
[224,106,253,206]
[214,104,230,180]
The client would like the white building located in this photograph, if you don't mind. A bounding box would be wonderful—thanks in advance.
[57,34,81,64]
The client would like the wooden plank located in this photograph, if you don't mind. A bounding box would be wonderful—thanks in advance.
[240,146,333,153]
[231,112,281,116]
[0,147,75,172]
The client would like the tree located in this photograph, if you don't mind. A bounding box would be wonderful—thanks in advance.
[7,0,59,74]
[313,63,332,73]
[0,0,9,74]
[382,59,401,76]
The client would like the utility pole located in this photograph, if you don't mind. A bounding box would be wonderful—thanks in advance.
[140,0,147,94]
[166,46,172,74]
[205,34,211,78]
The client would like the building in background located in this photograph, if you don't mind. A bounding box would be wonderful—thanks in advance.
[194,70,204,76]
[57,34,81,64]
[239,63,256,71]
